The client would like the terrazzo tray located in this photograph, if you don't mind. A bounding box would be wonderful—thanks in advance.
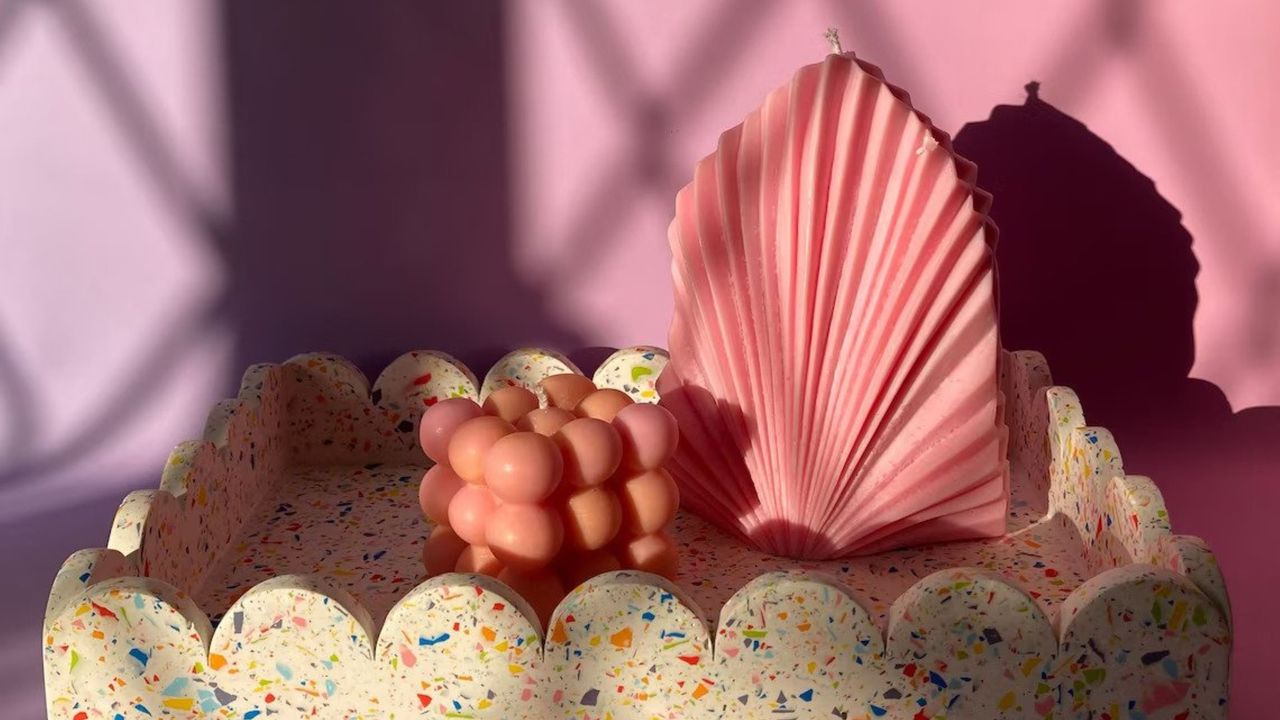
[43,346,1232,719]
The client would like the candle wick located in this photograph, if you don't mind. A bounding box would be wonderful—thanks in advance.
[824,27,844,55]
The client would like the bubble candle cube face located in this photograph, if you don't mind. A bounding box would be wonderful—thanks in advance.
[417,375,681,619]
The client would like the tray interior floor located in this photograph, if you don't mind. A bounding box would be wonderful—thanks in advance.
[195,464,1090,631]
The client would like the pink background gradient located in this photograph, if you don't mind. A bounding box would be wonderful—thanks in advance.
[1,1,1275,716]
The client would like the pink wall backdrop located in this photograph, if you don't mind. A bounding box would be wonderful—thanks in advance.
[1,1,1275,717]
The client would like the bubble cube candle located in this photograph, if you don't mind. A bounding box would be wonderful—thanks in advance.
[418,376,680,623]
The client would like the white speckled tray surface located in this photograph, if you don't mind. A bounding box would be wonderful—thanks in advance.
[43,347,1231,720]
[195,462,1073,631]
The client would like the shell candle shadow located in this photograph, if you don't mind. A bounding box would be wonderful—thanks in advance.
[955,84,1199,415]
[956,86,1280,713]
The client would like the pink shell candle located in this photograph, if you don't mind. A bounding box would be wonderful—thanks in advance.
[659,49,1008,559]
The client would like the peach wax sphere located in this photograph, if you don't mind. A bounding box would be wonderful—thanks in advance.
[483,386,540,424]
[539,373,597,412]
[517,406,576,436]
[562,486,623,551]
[419,464,465,524]
[575,388,634,422]
[612,402,679,471]
[447,484,497,545]
[484,432,563,503]
[554,418,622,488]
[448,415,515,483]
[423,526,469,576]
[497,567,565,627]
[485,503,564,571]
[419,397,484,463]
[455,544,504,577]
[617,468,681,535]
[558,549,622,591]
[619,531,679,579]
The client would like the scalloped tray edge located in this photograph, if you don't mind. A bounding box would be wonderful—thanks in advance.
[42,347,1232,719]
